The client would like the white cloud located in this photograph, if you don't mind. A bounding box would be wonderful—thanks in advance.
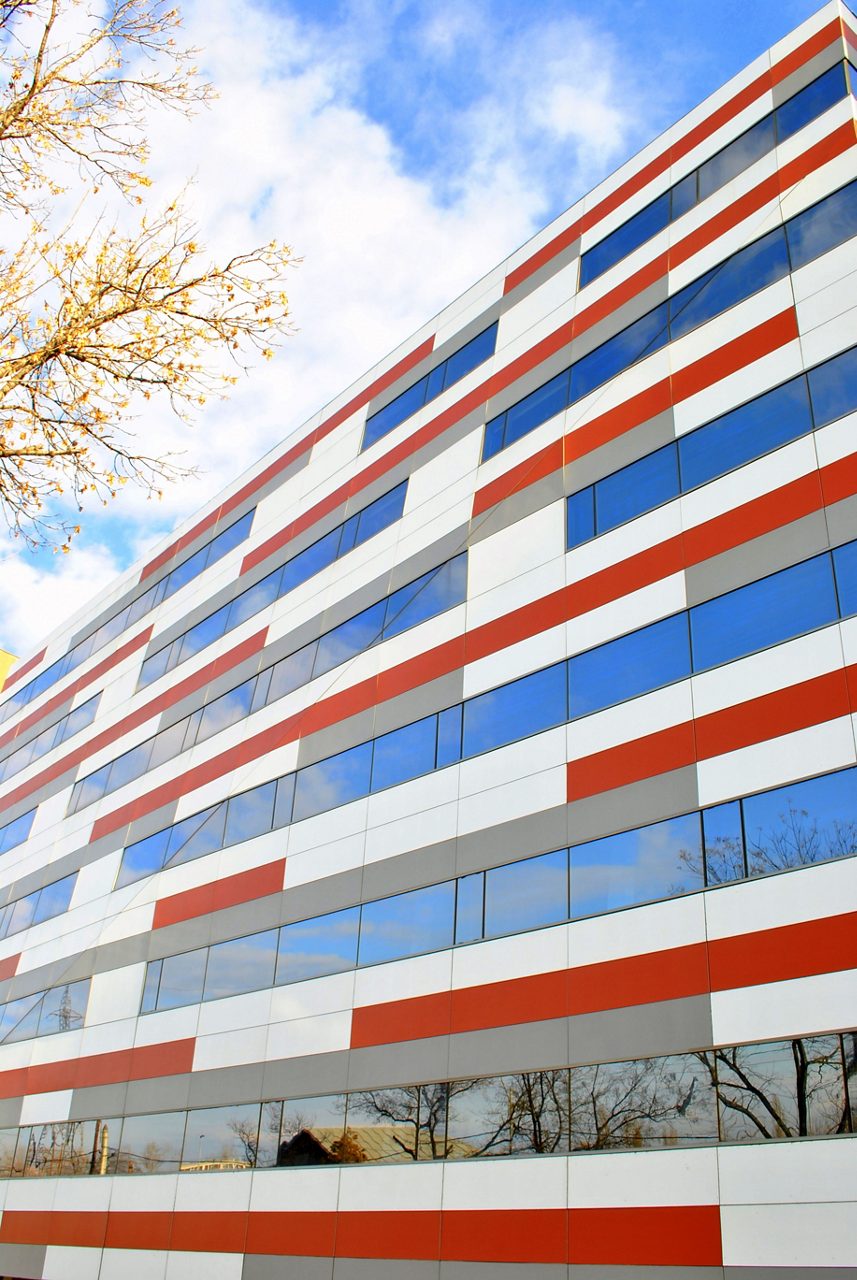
[0,0,654,660]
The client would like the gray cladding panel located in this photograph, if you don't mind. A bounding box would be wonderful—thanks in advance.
[567,995,714,1066]
[447,1018,570,1082]
[186,1061,266,1109]
[0,1242,48,1278]
[455,805,570,877]
[564,409,675,495]
[468,475,566,546]
[503,239,582,308]
[68,1081,129,1121]
[567,767,700,848]
[244,1256,334,1280]
[824,491,857,552]
[570,1270,723,1280]
[333,1261,441,1280]
[723,1271,857,1279]
[771,38,846,106]
[569,277,669,368]
[441,1267,569,1280]
[261,1050,351,1100]
[683,509,830,609]
[360,839,458,905]
[123,1070,192,1114]
[346,1039,452,1093]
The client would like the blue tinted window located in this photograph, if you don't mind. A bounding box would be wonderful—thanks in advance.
[358,881,455,966]
[679,376,812,491]
[7,894,35,936]
[787,180,857,270]
[32,875,75,926]
[742,766,857,876]
[690,553,838,672]
[224,781,276,846]
[580,191,670,288]
[203,931,278,1002]
[776,63,847,142]
[138,643,172,687]
[273,773,296,828]
[807,344,857,427]
[455,872,484,944]
[482,414,506,461]
[463,662,567,758]
[355,482,408,545]
[268,644,316,702]
[436,703,463,767]
[833,540,857,618]
[572,303,668,402]
[293,742,373,822]
[116,828,170,887]
[141,960,162,1013]
[197,682,254,744]
[226,571,280,630]
[156,950,207,1010]
[179,604,230,662]
[849,60,857,97]
[570,813,703,918]
[0,809,35,856]
[363,378,429,451]
[165,805,227,867]
[37,980,89,1036]
[371,716,437,792]
[484,848,568,938]
[702,801,745,885]
[567,487,595,549]
[596,443,679,534]
[426,363,446,400]
[165,547,206,594]
[276,906,360,983]
[444,322,497,385]
[570,612,691,719]
[0,993,41,1042]
[669,227,789,340]
[282,530,341,597]
[315,602,385,676]
[671,170,698,219]
[209,510,254,559]
[383,554,467,640]
[698,114,775,202]
[503,370,570,451]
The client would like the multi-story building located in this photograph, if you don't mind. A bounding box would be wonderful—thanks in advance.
[0,4,856,1276]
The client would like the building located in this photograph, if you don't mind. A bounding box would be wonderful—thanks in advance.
[0,4,855,1276]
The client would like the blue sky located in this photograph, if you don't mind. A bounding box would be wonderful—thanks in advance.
[0,0,833,656]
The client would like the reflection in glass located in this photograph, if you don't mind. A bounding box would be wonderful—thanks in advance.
[455,872,484,945]
[276,906,360,984]
[702,1035,849,1139]
[569,612,690,718]
[567,486,595,549]
[572,304,668,403]
[833,537,857,619]
[741,767,857,876]
[808,343,857,429]
[570,813,703,918]
[165,804,227,867]
[595,443,679,533]
[786,179,857,271]
[203,931,278,1002]
[346,1087,421,1162]
[292,742,373,822]
[775,62,846,141]
[571,1055,716,1148]
[119,1111,186,1174]
[446,1072,569,1158]
[37,980,88,1036]
[697,114,774,201]
[359,880,455,967]
[484,848,568,938]
[224,781,276,846]
[155,949,207,1011]
[463,661,567,758]
[277,1094,348,1165]
[702,800,745,885]
[371,716,437,792]
[669,227,789,341]
[183,1103,261,1170]
[116,827,170,887]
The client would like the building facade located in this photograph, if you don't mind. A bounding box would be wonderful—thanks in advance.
[0,5,856,1276]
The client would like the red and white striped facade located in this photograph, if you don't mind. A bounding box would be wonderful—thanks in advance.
[0,5,856,1276]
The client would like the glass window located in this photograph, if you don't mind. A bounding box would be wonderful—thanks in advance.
[59,694,100,742]
[224,781,276,847]
[787,179,857,271]
[203,931,278,1002]
[210,509,254,559]
[0,808,35,856]
[669,227,789,341]
[436,703,463,768]
[276,905,360,984]
[741,766,857,877]
[426,363,446,400]
[116,827,170,888]
[0,1127,18,1177]
[225,571,280,631]
[178,604,230,663]
[141,960,162,1014]
[371,716,437,792]
[70,762,111,813]
[0,993,42,1043]
[690,553,838,672]
[183,1102,261,1170]
[6,893,36,936]
[678,375,812,492]
[344,1087,422,1163]
[702,800,745,885]
[37,980,89,1036]
[443,322,498,387]
[670,169,698,219]
[147,719,190,772]
[363,378,429,451]
[315,601,386,676]
[268,643,317,703]
[273,773,296,829]
[455,872,484,945]
[354,482,408,546]
[165,546,207,594]
[165,804,227,868]
[569,612,691,719]
[566,487,595,549]
[277,1094,348,1166]
[256,1101,285,1169]
[502,369,570,451]
[482,413,506,461]
[119,1111,186,1174]
[155,949,207,1011]
[138,642,172,688]
[698,114,775,202]
[707,1035,848,1139]
[250,666,273,715]
[572,303,668,402]
[358,880,455,967]
[446,1072,569,1158]
[570,1054,717,1149]
[31,874,75,925]
[279,530,339,597]
[808,344,857,428]
[463,662,567,758]
[834,539,857,618]
[292,742,373,823]
[579,190,670,287]
[595,442,679,534]
[570,812,703,918]
[775,62,847,142]
[197,681,254,743]
[844,1032,857,1133]
[383,554,467,640]
[484,848,568,938]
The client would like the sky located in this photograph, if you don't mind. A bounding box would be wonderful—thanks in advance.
[0,0,830,660]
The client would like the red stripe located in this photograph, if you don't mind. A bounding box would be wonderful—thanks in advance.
[0,1037,195,1100]
[0,1205,723,1265]
[141,337,435,581]
[351,912,855,1050]
[0,953,19,982]
[153,857,286,929]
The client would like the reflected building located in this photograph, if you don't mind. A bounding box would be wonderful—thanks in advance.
[0,4,856,1275]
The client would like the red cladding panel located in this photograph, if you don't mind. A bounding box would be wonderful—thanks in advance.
[153,858,287,929]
